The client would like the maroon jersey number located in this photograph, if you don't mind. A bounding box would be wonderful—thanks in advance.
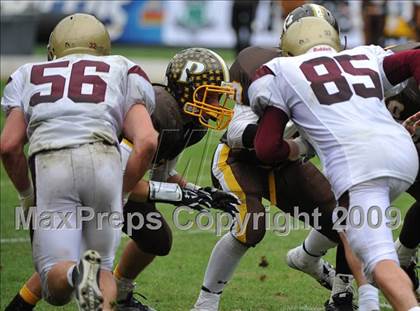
[29,60,110,106]
[300,54,382,105]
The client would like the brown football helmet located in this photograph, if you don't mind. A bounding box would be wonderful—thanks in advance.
[165,48,235,130]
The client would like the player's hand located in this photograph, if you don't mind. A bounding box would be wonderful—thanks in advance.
[201,187,241,216]
[18,185,35,217]
[403,111,420,136]
[178,187,212,211]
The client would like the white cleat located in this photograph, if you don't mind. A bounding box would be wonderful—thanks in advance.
[74,250,104,311]
[287,245,335,290]
[191,290,220,311]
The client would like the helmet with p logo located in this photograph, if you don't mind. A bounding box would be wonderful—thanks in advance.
[165,48,235,130]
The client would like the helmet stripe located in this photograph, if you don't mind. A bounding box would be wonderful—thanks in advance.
[207,49,230,82]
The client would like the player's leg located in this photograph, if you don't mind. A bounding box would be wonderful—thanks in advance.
[339,232,379,311]
[80,142,124,310]
[277,161,357,309]
[192,144,267,311]
[396,178,420,296]
[5,273,42,311]
[31,149,83,306]
[276,162,340,288]
[115,200,172,310]
[346,177,418,310]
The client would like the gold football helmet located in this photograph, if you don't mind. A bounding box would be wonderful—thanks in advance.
[165,48,235,130]
[47,13,111,60]
[280,4,341,56]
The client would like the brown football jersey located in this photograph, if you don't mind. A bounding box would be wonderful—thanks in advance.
[229,46,281,106]
[385,42,420,123]
[152,84,207,162]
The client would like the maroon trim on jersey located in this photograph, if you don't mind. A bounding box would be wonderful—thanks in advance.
[254,106,290,164]
[6,76,12,85]
[128,65,150,82]
[252,65,275,82]
[383,50,420,86]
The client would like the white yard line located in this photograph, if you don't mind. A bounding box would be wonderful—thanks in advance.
[0,237,30,244]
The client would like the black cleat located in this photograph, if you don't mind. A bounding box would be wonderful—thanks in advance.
[116,291,156,311]
[325,291,358,311]
[74,250,104,311]
[5,293,35,311]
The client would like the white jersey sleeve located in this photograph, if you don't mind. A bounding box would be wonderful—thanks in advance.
[1,66,27,115]
[125,61,155,115]
[248,60,291,118]
[226,103,258,149]
[362,45,409,98]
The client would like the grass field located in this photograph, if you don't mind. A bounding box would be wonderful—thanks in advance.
[0,50,415,310]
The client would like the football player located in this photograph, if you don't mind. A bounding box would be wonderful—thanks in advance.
[249,3,420,310]
[192,5,359,311]
[385,42,420,299]
[114,47,240,311]
[4,48,240,311]
[1,13,158,311]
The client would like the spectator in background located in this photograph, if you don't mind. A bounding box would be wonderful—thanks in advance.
[362,0,387,45]
[278,0,306,18]
[231,0,259,55]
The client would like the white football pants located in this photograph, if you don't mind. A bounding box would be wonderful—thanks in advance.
[31,142,122,298]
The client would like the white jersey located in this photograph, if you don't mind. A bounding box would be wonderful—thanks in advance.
[1,54,155,156]
[249,45,419,199]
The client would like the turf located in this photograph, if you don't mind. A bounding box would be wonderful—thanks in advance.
[35,44,236,62]
[0,66,414,310]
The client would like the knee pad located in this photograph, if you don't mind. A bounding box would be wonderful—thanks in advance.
[123,200,173,256]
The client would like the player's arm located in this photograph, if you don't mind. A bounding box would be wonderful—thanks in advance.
[123,63,159,194]
[0,70,34,209]
[226,103,259,149]
[161,158,239,215]
[249,65,309,164]
[122,104,158,193]
[382,50,420,87]
[0,108,30,192]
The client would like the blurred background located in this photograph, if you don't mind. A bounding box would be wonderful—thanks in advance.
[1,0,419,80]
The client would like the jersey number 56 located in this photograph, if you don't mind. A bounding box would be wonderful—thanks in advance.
[29,60,110,106]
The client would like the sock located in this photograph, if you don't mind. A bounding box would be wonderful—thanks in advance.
[303,229,337,258]
[202,233,248,294]
[336,244,353,275]
[114,264,135,302]
[66,264,76,288]
[19,284,41,306]
[408,307,420,311]
[358,284,379,311]
[5,291,37,310]
[395,238,417,267]
[330,274,354,303]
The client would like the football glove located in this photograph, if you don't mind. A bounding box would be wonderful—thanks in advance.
[148,181,212,211]
[178,187,212,211]
[201,187,240,216]
[403,111,420,137]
